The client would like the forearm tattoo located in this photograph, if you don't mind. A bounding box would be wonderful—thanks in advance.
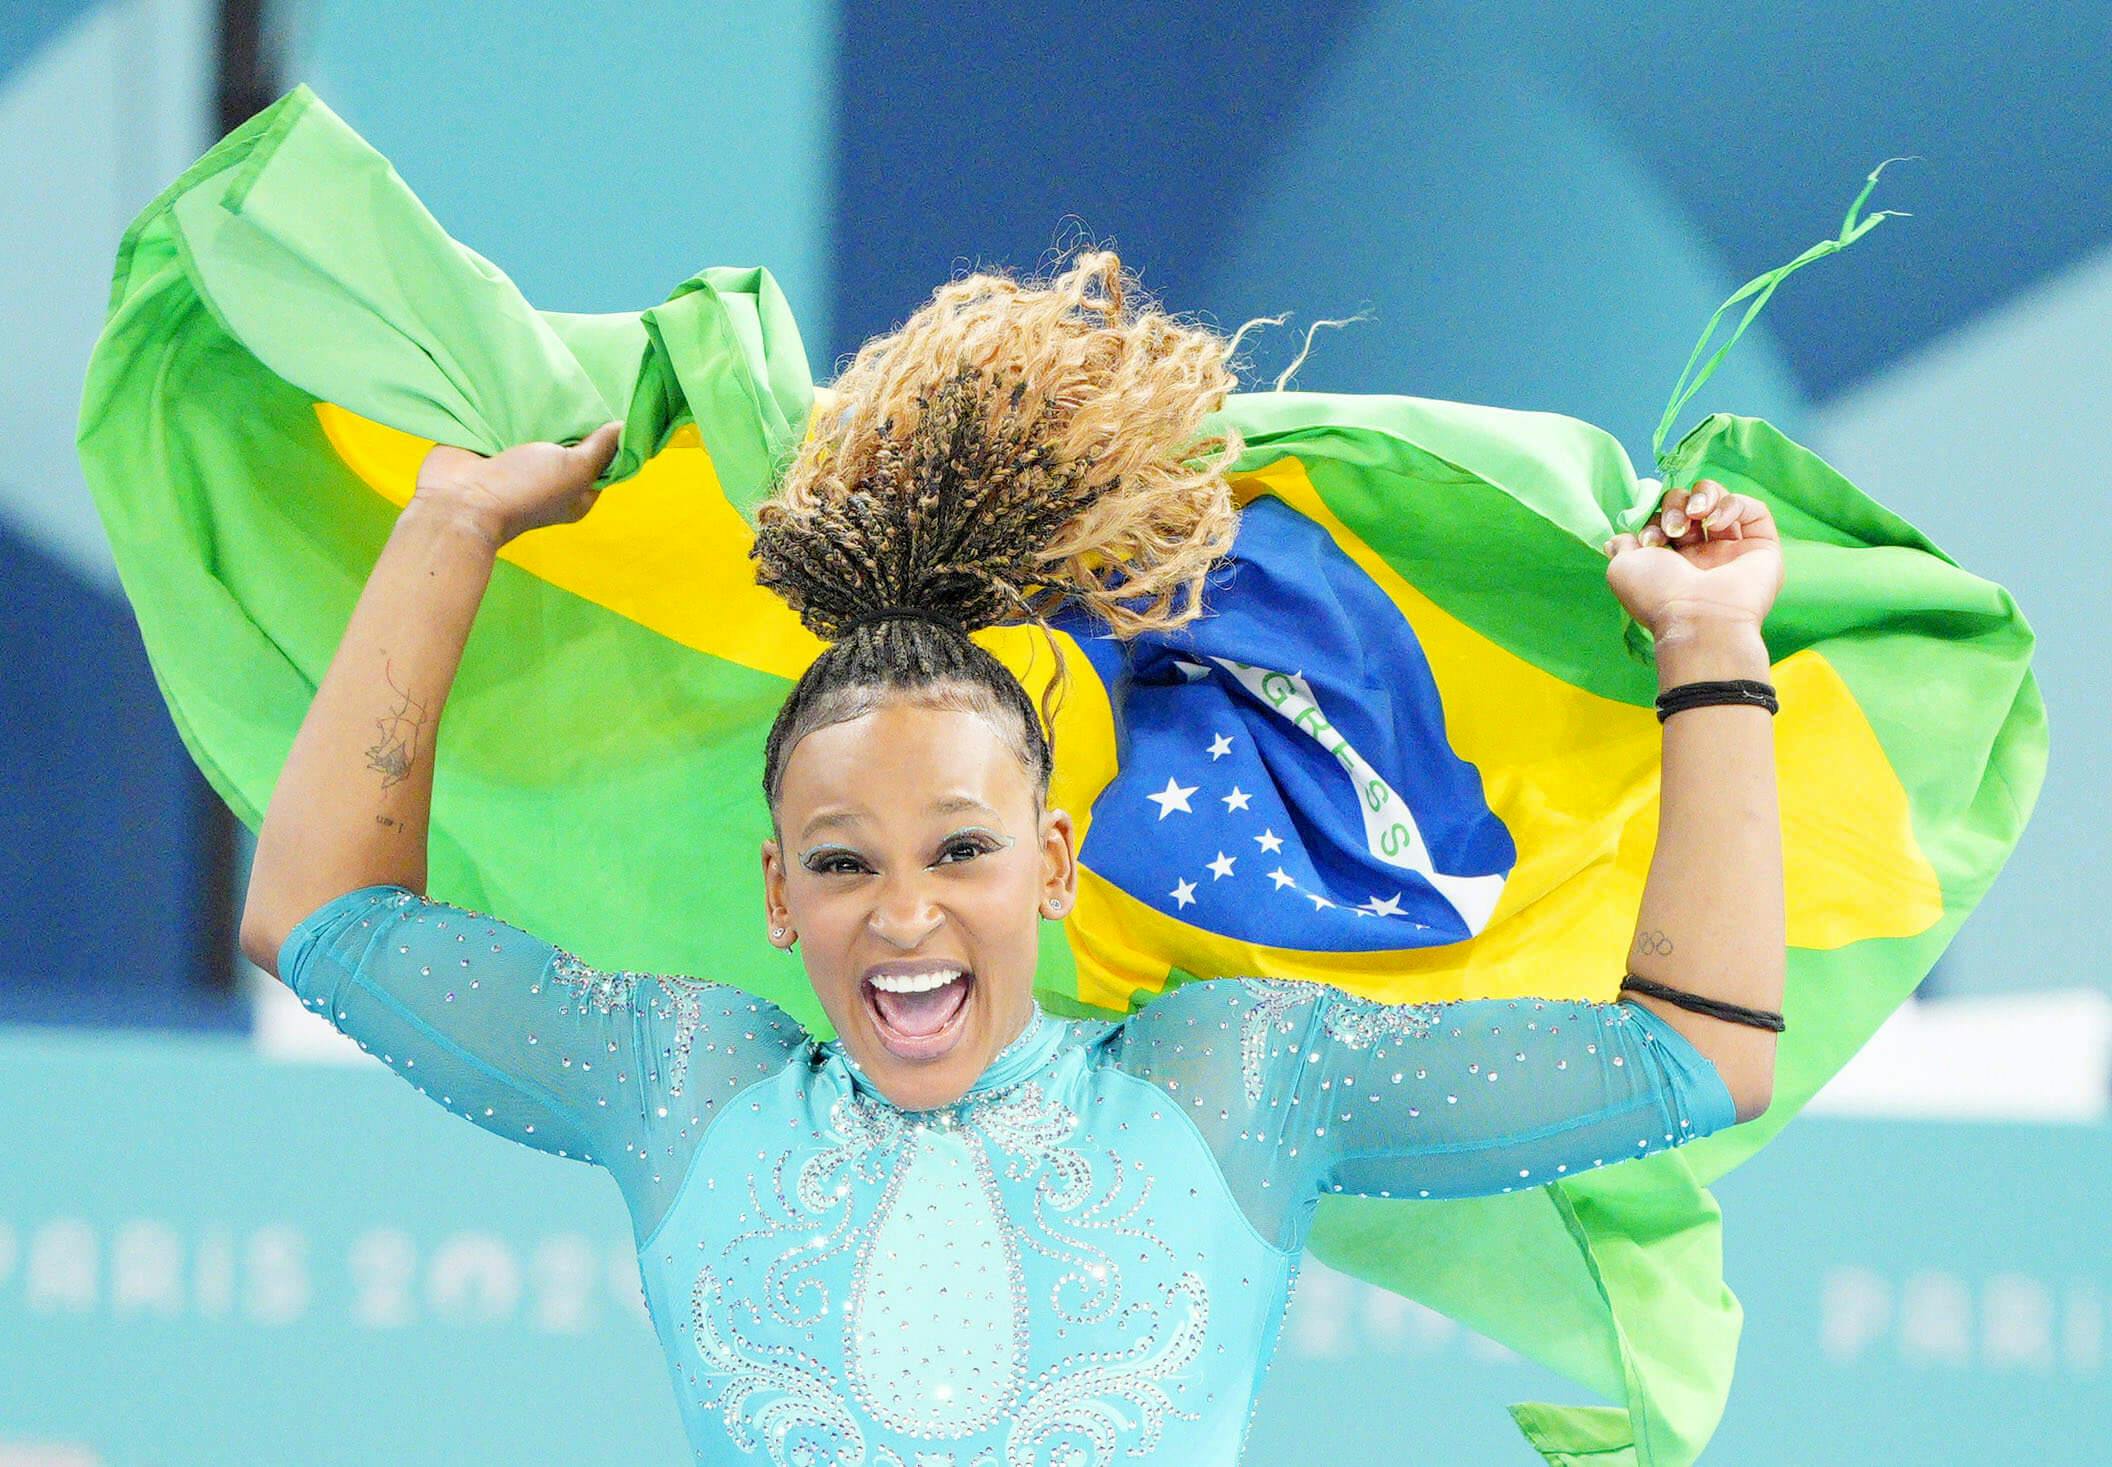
[364,658,427,791]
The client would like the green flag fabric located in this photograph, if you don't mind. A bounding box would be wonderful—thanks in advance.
[77,84,2045,1464]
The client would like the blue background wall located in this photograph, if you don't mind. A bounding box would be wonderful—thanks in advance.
[3,0,2105,1460]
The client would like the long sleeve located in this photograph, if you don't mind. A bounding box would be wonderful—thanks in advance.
[275,884,813,1235]
[1109,976,1739,1253]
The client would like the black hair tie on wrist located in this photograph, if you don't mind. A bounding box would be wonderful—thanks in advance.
[1619,972,1786,1032]
[1656,677,1778,722]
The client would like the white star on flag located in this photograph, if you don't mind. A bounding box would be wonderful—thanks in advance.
[1268,867,1297,890]
[1305,891,1336,910]
[1169,878,1198,909]
[1206,732,1234,760]
[1254,828,1284,854]
[1146,776,1198,819]
[1207,851,1236,880]
[1359,892,1407,917]
[1220,786,1252,812]
[1173,659,1212,682]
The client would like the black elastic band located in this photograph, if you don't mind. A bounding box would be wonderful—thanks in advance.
[1619,972,1785,1032]
[841,605,970,640]
[1656,677,1778,723]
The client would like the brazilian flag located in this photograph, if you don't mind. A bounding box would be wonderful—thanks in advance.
[78,84,2044,1466]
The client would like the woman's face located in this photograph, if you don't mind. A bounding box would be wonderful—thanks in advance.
[760,697,1077,1111]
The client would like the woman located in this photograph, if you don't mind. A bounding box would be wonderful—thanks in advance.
[239,252,1784,1466]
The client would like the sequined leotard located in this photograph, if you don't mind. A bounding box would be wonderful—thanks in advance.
[279,884,1739,1466]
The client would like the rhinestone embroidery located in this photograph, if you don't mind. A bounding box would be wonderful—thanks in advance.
[847,1126,1028,1436]
[284,886,1739,1466]
[1232,978,1441,1103]
[681,1057,1217,1465]
[1008,1271,1210,1459]
[548,948,722,1098]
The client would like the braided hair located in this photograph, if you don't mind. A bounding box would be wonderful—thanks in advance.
[750,247,1260,829]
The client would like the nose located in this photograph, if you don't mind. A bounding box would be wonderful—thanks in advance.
[868,869,945,948]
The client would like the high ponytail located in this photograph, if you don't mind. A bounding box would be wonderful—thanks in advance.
[750,245,1255,824]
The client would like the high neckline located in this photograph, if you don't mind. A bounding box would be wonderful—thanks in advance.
[825,998,1064,1109]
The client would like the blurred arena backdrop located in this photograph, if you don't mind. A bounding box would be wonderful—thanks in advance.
[2,0,2105,1461]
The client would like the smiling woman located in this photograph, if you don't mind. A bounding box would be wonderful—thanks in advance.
[231,247,1766,1465]
[733,254,1249,1114]
[770,702,1069,1101]
[78,87,2048,1466]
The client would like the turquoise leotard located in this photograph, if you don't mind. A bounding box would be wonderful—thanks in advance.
[279,883,1738,1465]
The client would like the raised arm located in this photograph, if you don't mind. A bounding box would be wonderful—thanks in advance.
[237,421,622,968]
[232,421,812,1231]
[1108,479,1786,1249]
[1603,477,1787,1124]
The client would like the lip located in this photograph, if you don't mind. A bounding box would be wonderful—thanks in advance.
[860,964,976,1062]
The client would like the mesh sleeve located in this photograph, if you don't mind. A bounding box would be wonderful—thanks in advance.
[274,884,813,1236]
[1109,976,1740,1252]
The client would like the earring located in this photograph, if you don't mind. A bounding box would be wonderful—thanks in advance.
[772,926,786,939]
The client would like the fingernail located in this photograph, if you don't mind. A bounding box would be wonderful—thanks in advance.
[1664,509,1687,535]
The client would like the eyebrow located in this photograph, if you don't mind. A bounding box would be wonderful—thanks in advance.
[798,794,1000,841]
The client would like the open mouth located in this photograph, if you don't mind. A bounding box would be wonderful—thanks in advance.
[861,969,975,1061]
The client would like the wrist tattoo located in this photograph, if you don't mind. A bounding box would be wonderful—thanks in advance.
[365,658,427,790]
[1634,929,1675,957]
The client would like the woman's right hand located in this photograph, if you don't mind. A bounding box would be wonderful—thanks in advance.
[413,420,625,548]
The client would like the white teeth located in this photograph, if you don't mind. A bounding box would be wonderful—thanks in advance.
[868,968,967,994]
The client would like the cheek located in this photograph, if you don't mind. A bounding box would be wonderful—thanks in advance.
[970,874,1045,971]
[789,865,861,911]
[964,860,1038,922]
[785,884,858,973]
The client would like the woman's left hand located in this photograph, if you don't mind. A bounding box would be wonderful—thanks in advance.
[1602,478,1786,637]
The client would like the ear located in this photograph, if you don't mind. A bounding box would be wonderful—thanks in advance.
[1039,806,1078,914]
[760,837,790,930]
